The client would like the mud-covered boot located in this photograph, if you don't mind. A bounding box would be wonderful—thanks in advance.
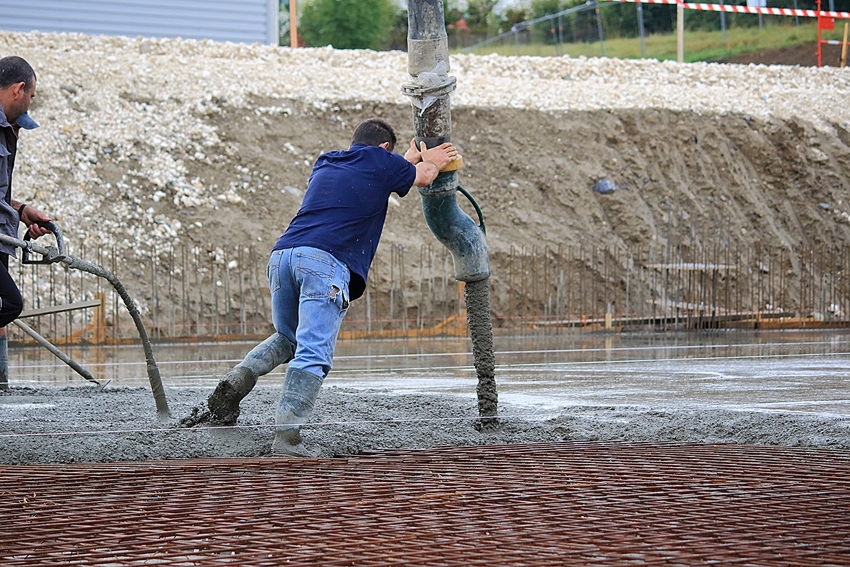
[206,366,258,425]
[0,335,8,391]
[179,333,295,428]
[271,367,323,457]
[178,366,256,428]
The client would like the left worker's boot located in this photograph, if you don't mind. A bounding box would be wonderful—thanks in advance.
[207,333,296,425]
[206,366,258,426]
[0,335,8,391]
[179,333,295,428]
[271,366,323,457]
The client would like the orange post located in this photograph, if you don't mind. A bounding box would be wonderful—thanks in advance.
[290,0,298,48]
[94,292,107,344]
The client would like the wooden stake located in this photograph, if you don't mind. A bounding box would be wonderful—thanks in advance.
[677,1,684,63]
[95,292,106,344]
[290,0,298,48]
[842,22,849,68]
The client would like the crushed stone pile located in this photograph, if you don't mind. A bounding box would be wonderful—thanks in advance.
[2,30,848,261]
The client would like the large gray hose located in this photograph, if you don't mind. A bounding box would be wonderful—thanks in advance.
[60,254,170,418]
[406,0,498,428]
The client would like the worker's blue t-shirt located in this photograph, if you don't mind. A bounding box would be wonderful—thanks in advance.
[273,144,416,301]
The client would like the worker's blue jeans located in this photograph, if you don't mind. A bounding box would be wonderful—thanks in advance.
[268,247,350,379]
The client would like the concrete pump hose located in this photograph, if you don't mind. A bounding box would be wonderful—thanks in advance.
[0,223,170,419]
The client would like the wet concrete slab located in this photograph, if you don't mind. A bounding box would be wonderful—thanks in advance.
[7,329,850,417]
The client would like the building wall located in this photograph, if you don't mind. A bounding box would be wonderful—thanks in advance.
[0,0,279,45]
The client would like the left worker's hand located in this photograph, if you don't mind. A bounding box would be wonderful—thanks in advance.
[404,138,422,164]
[21,206,53,238]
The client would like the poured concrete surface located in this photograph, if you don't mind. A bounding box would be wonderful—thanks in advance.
[2,329,850,464]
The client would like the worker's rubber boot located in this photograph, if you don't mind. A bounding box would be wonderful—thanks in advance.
[271,367,323,457]
[206,333,296,425]
[180,333,295,428]
[0,335,8,391]
[206,366,258,426]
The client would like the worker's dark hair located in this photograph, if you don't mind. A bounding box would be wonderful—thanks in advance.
[351,118,397,152]
[0,56,36,91]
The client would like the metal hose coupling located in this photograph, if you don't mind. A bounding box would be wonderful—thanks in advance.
[419,170,490,283]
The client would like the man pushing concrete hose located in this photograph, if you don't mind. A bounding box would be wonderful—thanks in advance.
[181,118,456,456]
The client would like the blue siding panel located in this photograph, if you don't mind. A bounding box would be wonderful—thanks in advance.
[0,0,279,44]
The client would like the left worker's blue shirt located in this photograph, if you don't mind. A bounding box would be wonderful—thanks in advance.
[274,143,416,301]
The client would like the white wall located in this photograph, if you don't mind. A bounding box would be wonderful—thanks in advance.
[0,0,279,45]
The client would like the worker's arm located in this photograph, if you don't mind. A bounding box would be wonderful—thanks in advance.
[12,200,53,238]
[412,141,457,187]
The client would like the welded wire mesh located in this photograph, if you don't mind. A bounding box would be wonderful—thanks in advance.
[2,442,850,566]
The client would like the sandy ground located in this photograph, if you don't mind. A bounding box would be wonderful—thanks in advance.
[2,384,850,465]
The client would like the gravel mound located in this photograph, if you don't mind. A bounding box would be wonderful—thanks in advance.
[2,30,848,260]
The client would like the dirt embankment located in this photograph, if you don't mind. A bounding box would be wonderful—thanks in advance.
[720,42,847,67]
[3,31,847,324]
[159,99,850,319]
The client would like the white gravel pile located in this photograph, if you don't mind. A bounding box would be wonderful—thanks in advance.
[1,30,848,258]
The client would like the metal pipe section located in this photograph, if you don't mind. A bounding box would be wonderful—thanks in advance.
[405,0,489,285]
[11,318,107,389]
[405,0,497,425]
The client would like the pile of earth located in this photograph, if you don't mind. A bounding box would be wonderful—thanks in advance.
[1,31,847,326]
[719,41,846,66]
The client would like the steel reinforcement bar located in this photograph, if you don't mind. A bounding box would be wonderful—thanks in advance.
[2,441,849,566]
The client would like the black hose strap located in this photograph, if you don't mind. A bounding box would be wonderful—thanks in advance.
[456,184,486,234]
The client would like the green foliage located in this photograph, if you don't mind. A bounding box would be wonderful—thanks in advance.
[299,0,396,50]
[460,21,825,63]
[529,0,562,43]
[466,0,499,34]
[530,0,562,20]
[444,0,464,27]
[386,8,410,51]
[502,7,529,29]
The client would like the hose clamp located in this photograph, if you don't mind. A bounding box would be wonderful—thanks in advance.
[401,76,456,99]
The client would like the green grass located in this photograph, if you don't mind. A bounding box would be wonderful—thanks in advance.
[458,21,847,62]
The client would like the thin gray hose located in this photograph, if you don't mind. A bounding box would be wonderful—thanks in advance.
[0,226,170,418]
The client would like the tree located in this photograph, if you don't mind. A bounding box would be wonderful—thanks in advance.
[530,0,563,43]
[465,0,499,34]
[299,0,396,50]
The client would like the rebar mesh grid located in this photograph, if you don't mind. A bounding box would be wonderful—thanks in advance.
[3,441,849,566]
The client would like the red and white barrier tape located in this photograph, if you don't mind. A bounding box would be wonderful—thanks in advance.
[610,0,850,19]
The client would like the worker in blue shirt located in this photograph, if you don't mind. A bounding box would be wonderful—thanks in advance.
[183,118,456,456]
